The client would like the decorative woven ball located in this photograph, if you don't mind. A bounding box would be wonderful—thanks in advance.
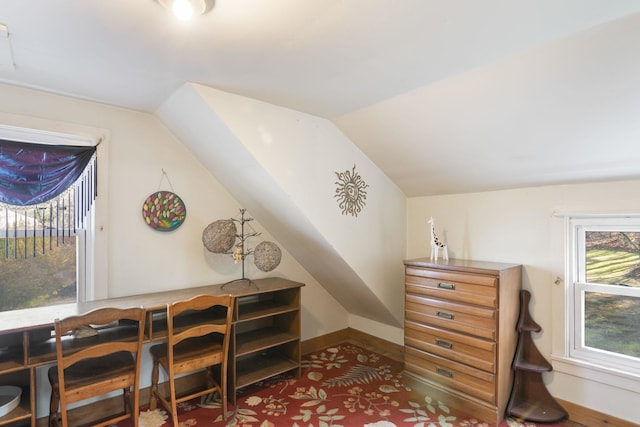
[253,241,282,272]
[202,219,237,253]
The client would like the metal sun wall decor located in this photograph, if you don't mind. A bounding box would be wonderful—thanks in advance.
[202,208,281,286]
[334,164,369,217]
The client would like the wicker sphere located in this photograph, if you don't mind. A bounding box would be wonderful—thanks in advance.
[253,241,282,272]
[202,219,237,253]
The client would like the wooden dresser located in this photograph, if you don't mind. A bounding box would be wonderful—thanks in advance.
[403,258,521,425]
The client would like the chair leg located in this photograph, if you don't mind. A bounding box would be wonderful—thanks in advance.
[169,375,179,427]
[123,387,131,414]
[123,387,139,427]
[132,383,140,427]
[150,360,159,410]
[49,388,60,427]
[204,367,215,390]
[207,366,227,420]
[221,370,227,420]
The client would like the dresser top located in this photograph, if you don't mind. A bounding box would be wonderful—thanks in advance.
[404,258,521,274]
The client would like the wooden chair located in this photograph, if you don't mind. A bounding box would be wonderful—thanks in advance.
[48,306,146,427]
[149,294,234,425]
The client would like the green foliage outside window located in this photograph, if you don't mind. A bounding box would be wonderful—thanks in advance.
[584,231,640,358]
[0,236,76,311]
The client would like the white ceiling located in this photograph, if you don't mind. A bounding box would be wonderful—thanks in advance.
[2,0,640,196]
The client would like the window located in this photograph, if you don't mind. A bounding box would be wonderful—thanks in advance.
[0,117,108,311]
[567,215,640,374]
[0,216,79,311]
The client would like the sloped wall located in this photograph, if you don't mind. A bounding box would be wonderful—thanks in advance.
[156,83,407,329]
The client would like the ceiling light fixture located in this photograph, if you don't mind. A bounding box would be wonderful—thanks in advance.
[157,0,214,21]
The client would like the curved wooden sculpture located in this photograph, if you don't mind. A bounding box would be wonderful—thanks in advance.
[507,290,568,423]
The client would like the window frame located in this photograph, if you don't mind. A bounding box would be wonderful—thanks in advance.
[566,215,640,376]
[0,114,108,304]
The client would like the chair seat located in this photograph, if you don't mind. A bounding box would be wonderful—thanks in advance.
[48,351,135,389]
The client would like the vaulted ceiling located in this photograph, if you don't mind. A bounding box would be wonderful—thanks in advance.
[2,0,640,196]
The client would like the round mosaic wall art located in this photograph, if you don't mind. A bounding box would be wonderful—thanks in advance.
[142,191,186,232]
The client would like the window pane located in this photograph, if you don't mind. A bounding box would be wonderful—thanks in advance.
[0,236,76,311]
[584,291,640,358]
[585,231,640,286]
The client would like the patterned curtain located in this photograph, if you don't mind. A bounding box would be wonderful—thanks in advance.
[0,139,97,258]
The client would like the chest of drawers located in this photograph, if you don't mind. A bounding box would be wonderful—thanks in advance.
[403,258,521,425]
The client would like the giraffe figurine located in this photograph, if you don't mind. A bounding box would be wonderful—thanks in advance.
[428,217,448,261]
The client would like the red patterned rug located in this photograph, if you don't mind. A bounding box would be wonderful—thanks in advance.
[116,343,570,427]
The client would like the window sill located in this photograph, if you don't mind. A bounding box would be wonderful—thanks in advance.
[551,354,640,394]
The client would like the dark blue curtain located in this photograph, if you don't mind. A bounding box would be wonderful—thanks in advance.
[1,139,97,258]
[0,139,96,206]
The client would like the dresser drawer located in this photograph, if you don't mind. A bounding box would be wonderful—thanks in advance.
[405,295,496,340]
[404,320,495,373]
[405,346,495,404]
[406,267,497,308]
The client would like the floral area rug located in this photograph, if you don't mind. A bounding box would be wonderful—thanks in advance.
[116,343,571,427]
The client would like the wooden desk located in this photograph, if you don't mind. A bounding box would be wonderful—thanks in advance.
[0,277,304,426]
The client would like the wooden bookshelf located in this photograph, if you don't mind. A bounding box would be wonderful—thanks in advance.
[0,277,304,426]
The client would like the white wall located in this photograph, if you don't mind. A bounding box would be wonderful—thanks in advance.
[0,83,349,417]
[407,179,640,424]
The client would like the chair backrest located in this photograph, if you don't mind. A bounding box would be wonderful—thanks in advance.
[166,294,234,363]
[53,306,146,399]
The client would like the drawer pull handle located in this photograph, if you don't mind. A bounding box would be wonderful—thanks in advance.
[438,282,455,290]
[437,310,455,320]
[436,367,453,378]
[436,339,453,349]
